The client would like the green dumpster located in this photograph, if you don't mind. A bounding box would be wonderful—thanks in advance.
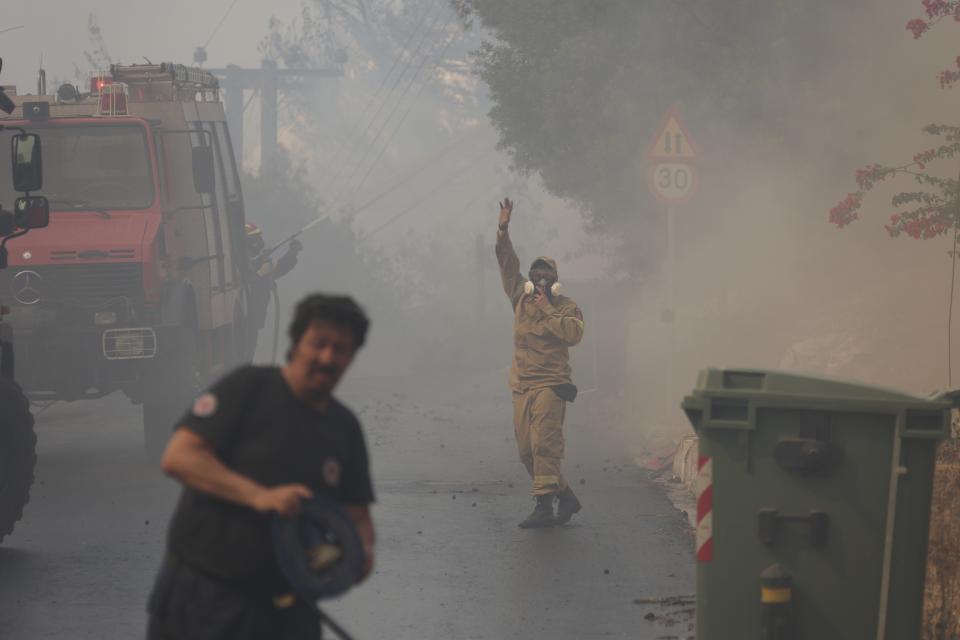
[682,368,950,640]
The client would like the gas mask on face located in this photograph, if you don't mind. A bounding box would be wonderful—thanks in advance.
[526,258,560,300]
[524,278,562,298]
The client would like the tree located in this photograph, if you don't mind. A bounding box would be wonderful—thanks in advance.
[71,14,113,83]
[455,0,863,272]
[259,1,472,151]
[829,1,960,239]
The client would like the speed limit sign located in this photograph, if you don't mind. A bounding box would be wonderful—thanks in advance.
[647,106,698,204]
[649,163,696,203]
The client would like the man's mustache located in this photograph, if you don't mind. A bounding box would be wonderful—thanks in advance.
[309,364,340,377]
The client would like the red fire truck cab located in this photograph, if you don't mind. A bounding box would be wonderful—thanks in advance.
[0,63,251,455]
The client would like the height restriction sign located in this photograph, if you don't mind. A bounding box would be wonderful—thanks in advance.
[647,106,698,204]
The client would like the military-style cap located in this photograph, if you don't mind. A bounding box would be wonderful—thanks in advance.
[530,256,558,278]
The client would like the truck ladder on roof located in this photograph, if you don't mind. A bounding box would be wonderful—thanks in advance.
[110,63,219,102]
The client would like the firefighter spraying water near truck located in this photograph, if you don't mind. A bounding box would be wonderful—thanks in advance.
[0,62,262,457]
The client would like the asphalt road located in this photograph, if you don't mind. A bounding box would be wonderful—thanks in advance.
[0,369,694,639]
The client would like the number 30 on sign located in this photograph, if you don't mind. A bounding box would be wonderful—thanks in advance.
[649,162,696,203]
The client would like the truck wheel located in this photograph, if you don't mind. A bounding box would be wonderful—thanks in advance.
[0,378,36,544]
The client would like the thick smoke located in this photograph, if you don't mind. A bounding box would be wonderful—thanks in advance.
[616,0,960,449]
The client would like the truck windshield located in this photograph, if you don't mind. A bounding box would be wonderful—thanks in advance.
[0,124,154,211]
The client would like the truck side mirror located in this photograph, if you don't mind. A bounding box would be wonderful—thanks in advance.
[14,196,49,229]
[192,145,215,194]
[12,133,42,193]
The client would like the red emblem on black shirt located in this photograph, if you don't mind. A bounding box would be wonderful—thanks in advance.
[191,393,218,418]
[323,458,342,487]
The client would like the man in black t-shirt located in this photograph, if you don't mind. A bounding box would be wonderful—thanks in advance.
[147,294,375,640]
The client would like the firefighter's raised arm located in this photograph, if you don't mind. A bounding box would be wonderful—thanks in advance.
[498,197,513,229]
[495,198,525,308]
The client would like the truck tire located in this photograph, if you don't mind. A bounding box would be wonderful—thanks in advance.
[0,378,36,544]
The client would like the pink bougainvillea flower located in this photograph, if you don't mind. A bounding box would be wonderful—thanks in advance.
[829,193,862,228]
[907,18,931,38]
[923,0,950,18]
[939,69,960,88]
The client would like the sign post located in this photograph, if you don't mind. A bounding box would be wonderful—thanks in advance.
[647,105,698,425]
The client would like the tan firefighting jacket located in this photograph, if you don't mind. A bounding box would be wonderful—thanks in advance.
[496,228,585,392]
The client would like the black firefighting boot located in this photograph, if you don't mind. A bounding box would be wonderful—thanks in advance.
[518,494,556,529]
[555,486,582,525]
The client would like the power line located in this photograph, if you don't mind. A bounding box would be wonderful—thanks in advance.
[343,7,446,160]
[262,132,482,252]
[315,6,431,187]
[204,0,241,49]
[338,10,458,198]
[0,25,25,36]
[362,150,485,240]
[349,130,480,217]
[324,5,448,197]
[345,21,460,200]
[322,8,443,192]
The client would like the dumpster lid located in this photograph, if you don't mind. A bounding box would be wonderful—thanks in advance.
[932,387,960,407]
[683,369,951,437]
[688,368,948,406]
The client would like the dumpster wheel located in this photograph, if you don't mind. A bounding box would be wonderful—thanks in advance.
[0,378,37,544]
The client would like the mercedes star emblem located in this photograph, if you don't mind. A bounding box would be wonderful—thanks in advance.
[11,270,42,305]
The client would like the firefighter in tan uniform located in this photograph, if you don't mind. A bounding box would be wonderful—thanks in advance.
[495,197,585,528]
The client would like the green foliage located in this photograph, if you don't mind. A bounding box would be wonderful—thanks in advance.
[456,0,859,270]
[70,14,113,84]
[259,0,476,204]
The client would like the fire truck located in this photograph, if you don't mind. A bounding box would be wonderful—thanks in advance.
[0,63,252,457]
[0,55,50,542]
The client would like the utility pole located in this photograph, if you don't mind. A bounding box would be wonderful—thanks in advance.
[647,104,698,427]
[208,61,343,171]
[666,204,676,422]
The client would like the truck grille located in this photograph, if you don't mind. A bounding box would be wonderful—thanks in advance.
[0,263,143,308]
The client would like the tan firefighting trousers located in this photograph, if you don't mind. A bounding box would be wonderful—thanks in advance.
[513,387,568,496]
